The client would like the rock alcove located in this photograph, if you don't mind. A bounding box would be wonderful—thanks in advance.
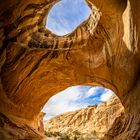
[0,0,140,139]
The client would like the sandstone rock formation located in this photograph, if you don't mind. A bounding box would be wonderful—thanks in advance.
[45,96,124,139]
[0,0,140,139]
[0,113,44,140]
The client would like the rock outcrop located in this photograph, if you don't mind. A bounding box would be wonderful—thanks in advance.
[45,96,124,139]
[0,0,140,139]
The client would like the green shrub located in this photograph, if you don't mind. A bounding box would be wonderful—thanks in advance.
[45,130,99,140]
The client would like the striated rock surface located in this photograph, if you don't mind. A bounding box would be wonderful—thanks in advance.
[0,0,140,139]
[45,96,124,139]
[0,113,45,140]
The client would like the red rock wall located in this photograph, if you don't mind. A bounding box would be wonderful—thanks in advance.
[0,0,140,139]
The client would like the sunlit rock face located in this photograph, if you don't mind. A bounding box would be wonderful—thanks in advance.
[45,96,124,139]
[0,0,140,139]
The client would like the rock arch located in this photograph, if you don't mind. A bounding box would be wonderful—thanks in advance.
[0,0,140,139]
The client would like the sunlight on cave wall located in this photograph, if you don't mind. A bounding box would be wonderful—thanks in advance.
[42,0,114,120]
[43,0,114,120]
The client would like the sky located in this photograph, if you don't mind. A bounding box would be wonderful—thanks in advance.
[42,86,114,120]
[46,0,91,36]
[43,0,114,120]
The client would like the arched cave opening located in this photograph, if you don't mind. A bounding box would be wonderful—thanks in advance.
[46,0,91,36]
[41,86,124,139]
[0,0,140,139]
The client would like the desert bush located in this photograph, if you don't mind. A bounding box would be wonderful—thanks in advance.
[45,130,100,140]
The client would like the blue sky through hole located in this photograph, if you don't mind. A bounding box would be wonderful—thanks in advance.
[42,86,114,120]
[43,0,114,120]
[46,0,91,36]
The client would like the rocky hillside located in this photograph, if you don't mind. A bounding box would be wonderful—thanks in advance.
[45,96,124,139]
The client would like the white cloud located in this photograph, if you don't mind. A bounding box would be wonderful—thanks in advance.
[42,86,84,120]
[100,89,114,102]
[87,87,100,97]
[46,0,91,36]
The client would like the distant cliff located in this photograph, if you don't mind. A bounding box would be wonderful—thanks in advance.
[45,96,124,139]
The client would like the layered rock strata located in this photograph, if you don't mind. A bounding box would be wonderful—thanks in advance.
[0,0,140,139]
[45,96,124,139]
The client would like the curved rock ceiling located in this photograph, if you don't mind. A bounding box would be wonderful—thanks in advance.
[0,0,140,139]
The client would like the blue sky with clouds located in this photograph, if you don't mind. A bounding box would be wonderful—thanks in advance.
[46,0,91,35]
[43,0,114,120]
[42,86,114,120]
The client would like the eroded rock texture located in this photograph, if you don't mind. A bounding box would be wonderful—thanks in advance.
[0,113,44,140]
[0,0,140,139]
[45,96,124,139]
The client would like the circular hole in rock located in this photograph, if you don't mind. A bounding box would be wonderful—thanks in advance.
[46,0,91,36]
